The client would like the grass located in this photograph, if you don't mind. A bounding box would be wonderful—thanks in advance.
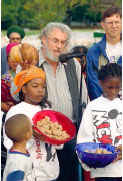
[2,28,104,36]
[25,30,40,36]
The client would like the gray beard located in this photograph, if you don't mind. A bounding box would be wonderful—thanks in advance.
[43,40,69,62]
[45,47,59,62]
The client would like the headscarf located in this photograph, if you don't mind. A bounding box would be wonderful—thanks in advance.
[20,43,39,64]
[6,42,19,57]
[13,66,46,94]
[7,25,25,39]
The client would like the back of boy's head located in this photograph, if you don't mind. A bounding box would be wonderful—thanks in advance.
[5,114,31,142]
[98,63,122,81]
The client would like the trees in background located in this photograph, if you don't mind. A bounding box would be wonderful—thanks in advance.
[1,0,121,30]
[65,0,121,27]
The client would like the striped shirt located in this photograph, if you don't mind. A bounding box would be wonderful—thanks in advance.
[39,51,88,122]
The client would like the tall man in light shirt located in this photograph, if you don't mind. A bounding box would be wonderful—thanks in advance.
[86,6,122,101]
[39,22,88,181]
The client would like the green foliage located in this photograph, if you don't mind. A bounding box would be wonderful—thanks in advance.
[64,0,121,26]
[1,0,122,30]
[2,0,28,29]
[71,5,90,22]
[23,0,68,28]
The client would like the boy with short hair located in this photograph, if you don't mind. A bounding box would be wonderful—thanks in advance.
[3,114,33,181]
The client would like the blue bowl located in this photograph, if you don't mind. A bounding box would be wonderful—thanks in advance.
[75,142,117,168]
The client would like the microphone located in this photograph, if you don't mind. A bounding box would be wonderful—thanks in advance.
[59,52,85,63]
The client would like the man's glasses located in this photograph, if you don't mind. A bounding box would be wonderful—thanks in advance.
[48,37,68,47]
[104,21,121,26]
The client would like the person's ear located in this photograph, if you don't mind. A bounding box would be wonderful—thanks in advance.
[41,35,47,46]
[25,131,32,140]
[22,86,27,95]
[100,21,105,29]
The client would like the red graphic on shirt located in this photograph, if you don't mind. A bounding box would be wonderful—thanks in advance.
[35,138,42,159]
[93,109,122,146]
[97,123,110,129]
[96,122,112,144]
[98,135,112,144]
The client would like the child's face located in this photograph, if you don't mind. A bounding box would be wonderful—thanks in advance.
[100,77,121,100]
[22,78,46,105]
[8,56,19,71]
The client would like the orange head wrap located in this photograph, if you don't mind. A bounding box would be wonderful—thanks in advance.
[13,65,46,95]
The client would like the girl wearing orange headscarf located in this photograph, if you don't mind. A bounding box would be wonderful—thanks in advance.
[3,66,63,181]
[2,43,39,113]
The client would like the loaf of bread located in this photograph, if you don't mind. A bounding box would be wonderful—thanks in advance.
[85,148,112,154]
[37,116,70,140]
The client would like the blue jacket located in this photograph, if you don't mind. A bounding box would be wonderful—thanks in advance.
[86,35,122,101]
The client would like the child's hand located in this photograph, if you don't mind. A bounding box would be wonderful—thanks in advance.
[1,101,14,113]
[114,145,122,161]
[78,158,91,171]
[33,128,45,141]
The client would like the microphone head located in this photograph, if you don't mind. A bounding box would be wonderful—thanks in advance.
[59,53,69,63]
[59,52,85,63]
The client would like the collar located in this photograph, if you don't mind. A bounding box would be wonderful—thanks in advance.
[97,34,108,59]
[9,149,30,157]
[39,48,46,67]
[39,53,62,69]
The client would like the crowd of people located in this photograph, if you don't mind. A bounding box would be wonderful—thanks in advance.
[1,6,122,181]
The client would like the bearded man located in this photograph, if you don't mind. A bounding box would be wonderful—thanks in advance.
[38,22,89,181]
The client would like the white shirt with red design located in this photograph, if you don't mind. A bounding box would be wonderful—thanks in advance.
[77,96,122,178]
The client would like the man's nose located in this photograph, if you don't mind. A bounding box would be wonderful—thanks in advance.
[112,22,118,27]
[111,88,118,95]
[13,40,19,43]
[56,41,63,49]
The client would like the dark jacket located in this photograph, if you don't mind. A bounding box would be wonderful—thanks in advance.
[1,46,9,75]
